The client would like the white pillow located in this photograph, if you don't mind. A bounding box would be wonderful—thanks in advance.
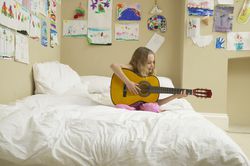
[157,76,175,99]
[87,92,113,106]
[157,76,174,88]
[80,75,111,94]
[33,61,82,95]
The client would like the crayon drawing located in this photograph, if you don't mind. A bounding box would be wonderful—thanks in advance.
[187,0,214,16]
[115,23,139,41]
[117,3,141,21]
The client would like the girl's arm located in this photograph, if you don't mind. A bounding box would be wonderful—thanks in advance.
[110,63,140,94]
[157,90,188,106]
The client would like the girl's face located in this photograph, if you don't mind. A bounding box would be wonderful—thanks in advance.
[147,53,155,74]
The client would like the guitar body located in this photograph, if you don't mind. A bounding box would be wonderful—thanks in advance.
[110,68,160,105]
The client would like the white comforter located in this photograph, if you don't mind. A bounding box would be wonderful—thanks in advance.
[0,94,249,166]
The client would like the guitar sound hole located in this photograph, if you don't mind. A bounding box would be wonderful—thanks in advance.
[138,81,150,97]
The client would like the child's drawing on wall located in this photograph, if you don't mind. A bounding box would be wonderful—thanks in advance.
[30,14,41,39]
[234,33,244,50]
[0,26,14,59]
[0,0,18,30]
[88,0,112,45]
[41,20,48,47]
[115,23,139,41]
[215,37,225,49]
[90,0,111,14]
[187,0,214,16]
[63,20,87,37]
[117,3,141,21]
[187,18,200,38]
[213,6,234,32]
[88,28,111,44]
[227,32,250,51]
[147,15,166,33]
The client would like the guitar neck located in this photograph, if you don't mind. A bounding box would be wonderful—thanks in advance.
[150,86,193,95]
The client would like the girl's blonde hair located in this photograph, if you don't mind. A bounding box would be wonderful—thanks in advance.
[129,47,155,76]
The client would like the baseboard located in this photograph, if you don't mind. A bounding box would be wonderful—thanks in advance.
[227,125,250,134]
[200,113,229,131]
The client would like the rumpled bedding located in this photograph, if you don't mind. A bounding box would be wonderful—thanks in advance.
[0,94,249,166]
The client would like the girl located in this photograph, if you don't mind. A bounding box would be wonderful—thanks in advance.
[110,47,187,112]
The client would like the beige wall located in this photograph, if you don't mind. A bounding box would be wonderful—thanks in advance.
[182,0,250,127]
[61,0,184,87]
[0,5,61,104]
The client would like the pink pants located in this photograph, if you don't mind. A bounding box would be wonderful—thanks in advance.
[115,102,160,113]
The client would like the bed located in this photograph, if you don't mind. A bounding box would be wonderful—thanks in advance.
[0,61,249,166]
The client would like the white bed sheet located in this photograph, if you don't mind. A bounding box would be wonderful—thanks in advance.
[0,94,249,166]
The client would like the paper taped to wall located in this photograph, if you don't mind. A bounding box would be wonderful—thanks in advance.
[146,33,165,53]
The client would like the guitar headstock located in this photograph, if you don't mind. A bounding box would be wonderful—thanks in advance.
[193,89,212,98]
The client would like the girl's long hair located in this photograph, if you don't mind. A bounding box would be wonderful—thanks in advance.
[129,47,155,76]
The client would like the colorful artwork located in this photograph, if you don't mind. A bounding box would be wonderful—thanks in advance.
[0,26,14,59]
[41,20,48,47]
[117,3,141,21]
[227,32,250,51]
[74,3,85,19]
[187,18,200,37]
[0,0,18,30]
[87,28,111,45]
[49,0,56,29]
[88,0,112,45]
[187,0,214,16]
[30,14,41,39]
[115,23,139,41]
[50,29,58,48]
[237,0,250,24]
[89,0,111,14]
[215,37,225,49]
[213,6,234,32]
[63,20,87,37]
[147,15,166,33]
[49,0,58,48]
[16,5,30,34]
[15,33,29,64]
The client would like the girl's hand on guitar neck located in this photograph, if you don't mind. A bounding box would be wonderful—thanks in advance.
[174,90,188,99]
[125,80,141,95]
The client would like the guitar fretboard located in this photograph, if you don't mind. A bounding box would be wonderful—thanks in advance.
[150,86,193,95]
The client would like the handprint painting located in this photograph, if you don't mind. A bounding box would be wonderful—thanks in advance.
[215,37,225,49]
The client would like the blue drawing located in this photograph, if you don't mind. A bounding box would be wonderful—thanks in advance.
[118,8,141,20]
[215,37,225,49]
[188,8,213,16]
[117,3,141,21]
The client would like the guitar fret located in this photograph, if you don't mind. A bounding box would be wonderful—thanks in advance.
[150,86,193,95]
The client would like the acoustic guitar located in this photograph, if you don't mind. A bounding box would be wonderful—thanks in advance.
[110,68,212,105]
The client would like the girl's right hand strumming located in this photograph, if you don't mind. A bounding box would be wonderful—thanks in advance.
[125,80,140,95]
